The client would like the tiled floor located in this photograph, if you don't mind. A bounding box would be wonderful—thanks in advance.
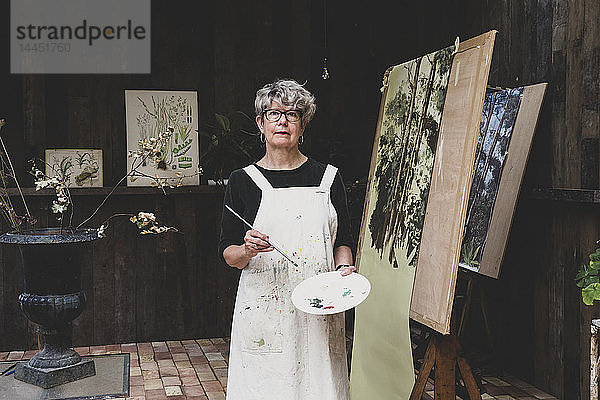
[0,337,557,400]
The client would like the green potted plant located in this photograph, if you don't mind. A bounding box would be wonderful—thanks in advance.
[575,246,600,305]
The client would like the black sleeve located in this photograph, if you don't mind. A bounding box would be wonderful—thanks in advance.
[331,171,354,252]
[218,170,252,259]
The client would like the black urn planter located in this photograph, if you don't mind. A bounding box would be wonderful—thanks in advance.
[0,228,99,388]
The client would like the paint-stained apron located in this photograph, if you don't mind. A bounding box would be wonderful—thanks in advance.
[226,164,349,400]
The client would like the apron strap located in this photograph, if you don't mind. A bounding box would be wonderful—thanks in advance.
[319,164,338,190]
[243,165,273,191]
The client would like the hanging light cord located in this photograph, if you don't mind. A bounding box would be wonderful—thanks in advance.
[322,0,330,80]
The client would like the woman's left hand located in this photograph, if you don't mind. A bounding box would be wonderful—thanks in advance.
[339,265,357,276]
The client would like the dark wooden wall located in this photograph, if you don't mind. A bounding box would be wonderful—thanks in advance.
[0,0,598,398]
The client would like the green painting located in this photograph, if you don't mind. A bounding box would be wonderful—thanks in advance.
[351,44,454,400]
[369,46,454,268]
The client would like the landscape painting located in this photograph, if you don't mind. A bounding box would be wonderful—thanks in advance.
[368,45,455,269]
[45,149,103,188]
[350,43,455,400]
[459,87,524,272]
[125,90,200,186]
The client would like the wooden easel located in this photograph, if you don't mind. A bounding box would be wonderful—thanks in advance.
[410,270,486,400]
[409,332,481,400]
[456,269,496,354]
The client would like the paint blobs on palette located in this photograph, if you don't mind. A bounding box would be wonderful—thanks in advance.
[307,297,336,310]
[342,288,353,298]
[309,298,324,308]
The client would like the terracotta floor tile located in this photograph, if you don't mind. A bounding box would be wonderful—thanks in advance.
[180,375,201,386]
[164,385,183,396]
[201,380,223,393]
[160,366,179,377]
[142,370,160,380]
[187,396,208,400]
[206,392,226,400]
[23,350,38,359]
[0,352,9,361]
[200,345,218,353]
[145,388,167,400]
[172,353,189,361]
[105,344,120,352]
[194,364,212,373]
[190,355,209,364]
[155,351,172,360]
[209,360,227,369]
[197,371,216,381]
[130,375,144,386]
[120,343,137,352]
[130,385,146,396]
[184,385,206,396]
[204,352,224,361]
[143,378,163,390]
[89,345,106,355]
[74,346,90,355]
[162,376,182,386]
[7,351,24,360]
[140,354,155,362]
[158,358,175,365]
[178,368,197,377]
[141,362,159,371]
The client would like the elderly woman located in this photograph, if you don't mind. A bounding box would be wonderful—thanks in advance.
[219,79,355,400]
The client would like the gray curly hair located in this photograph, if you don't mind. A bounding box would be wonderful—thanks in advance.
[254,79,317,126]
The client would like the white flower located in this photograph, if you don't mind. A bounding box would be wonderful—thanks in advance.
[51,201,68,214]
[138,212,156,221]
[97,224,106,238]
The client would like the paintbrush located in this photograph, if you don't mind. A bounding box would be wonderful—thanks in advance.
[1,363,16,376]
[225,205,299,268]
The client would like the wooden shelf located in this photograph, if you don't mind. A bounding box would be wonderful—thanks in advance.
[526,187,600,204]
[1,185,225,197]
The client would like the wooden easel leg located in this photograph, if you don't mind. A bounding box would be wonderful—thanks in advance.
[409,337,436,400]
[458,356,482,400]
[458,275,474,339]
[410,333,482,400]
[434,335,457,399]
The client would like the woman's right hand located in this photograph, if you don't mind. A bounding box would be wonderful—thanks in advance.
[243,229,273,257]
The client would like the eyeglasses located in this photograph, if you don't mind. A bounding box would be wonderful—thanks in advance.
[263,109,303,123]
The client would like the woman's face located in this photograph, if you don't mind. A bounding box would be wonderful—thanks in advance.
[256,101,305,150]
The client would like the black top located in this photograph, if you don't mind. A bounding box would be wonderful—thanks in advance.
[218,158,353,258]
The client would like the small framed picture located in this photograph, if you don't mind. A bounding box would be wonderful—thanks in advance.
[125,89,200,186]
[45,149,103,187]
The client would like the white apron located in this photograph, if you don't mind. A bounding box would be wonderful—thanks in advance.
[226,164,349,400]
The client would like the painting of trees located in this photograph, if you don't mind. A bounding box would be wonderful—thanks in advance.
[459,87,524,271]
[368,45,454,268]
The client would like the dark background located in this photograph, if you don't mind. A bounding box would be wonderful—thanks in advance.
[0,0,599,398]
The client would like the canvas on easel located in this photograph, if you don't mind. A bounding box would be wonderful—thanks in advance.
[350,42,456,400]
[459,83,547,279]
[409,31,497,336]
